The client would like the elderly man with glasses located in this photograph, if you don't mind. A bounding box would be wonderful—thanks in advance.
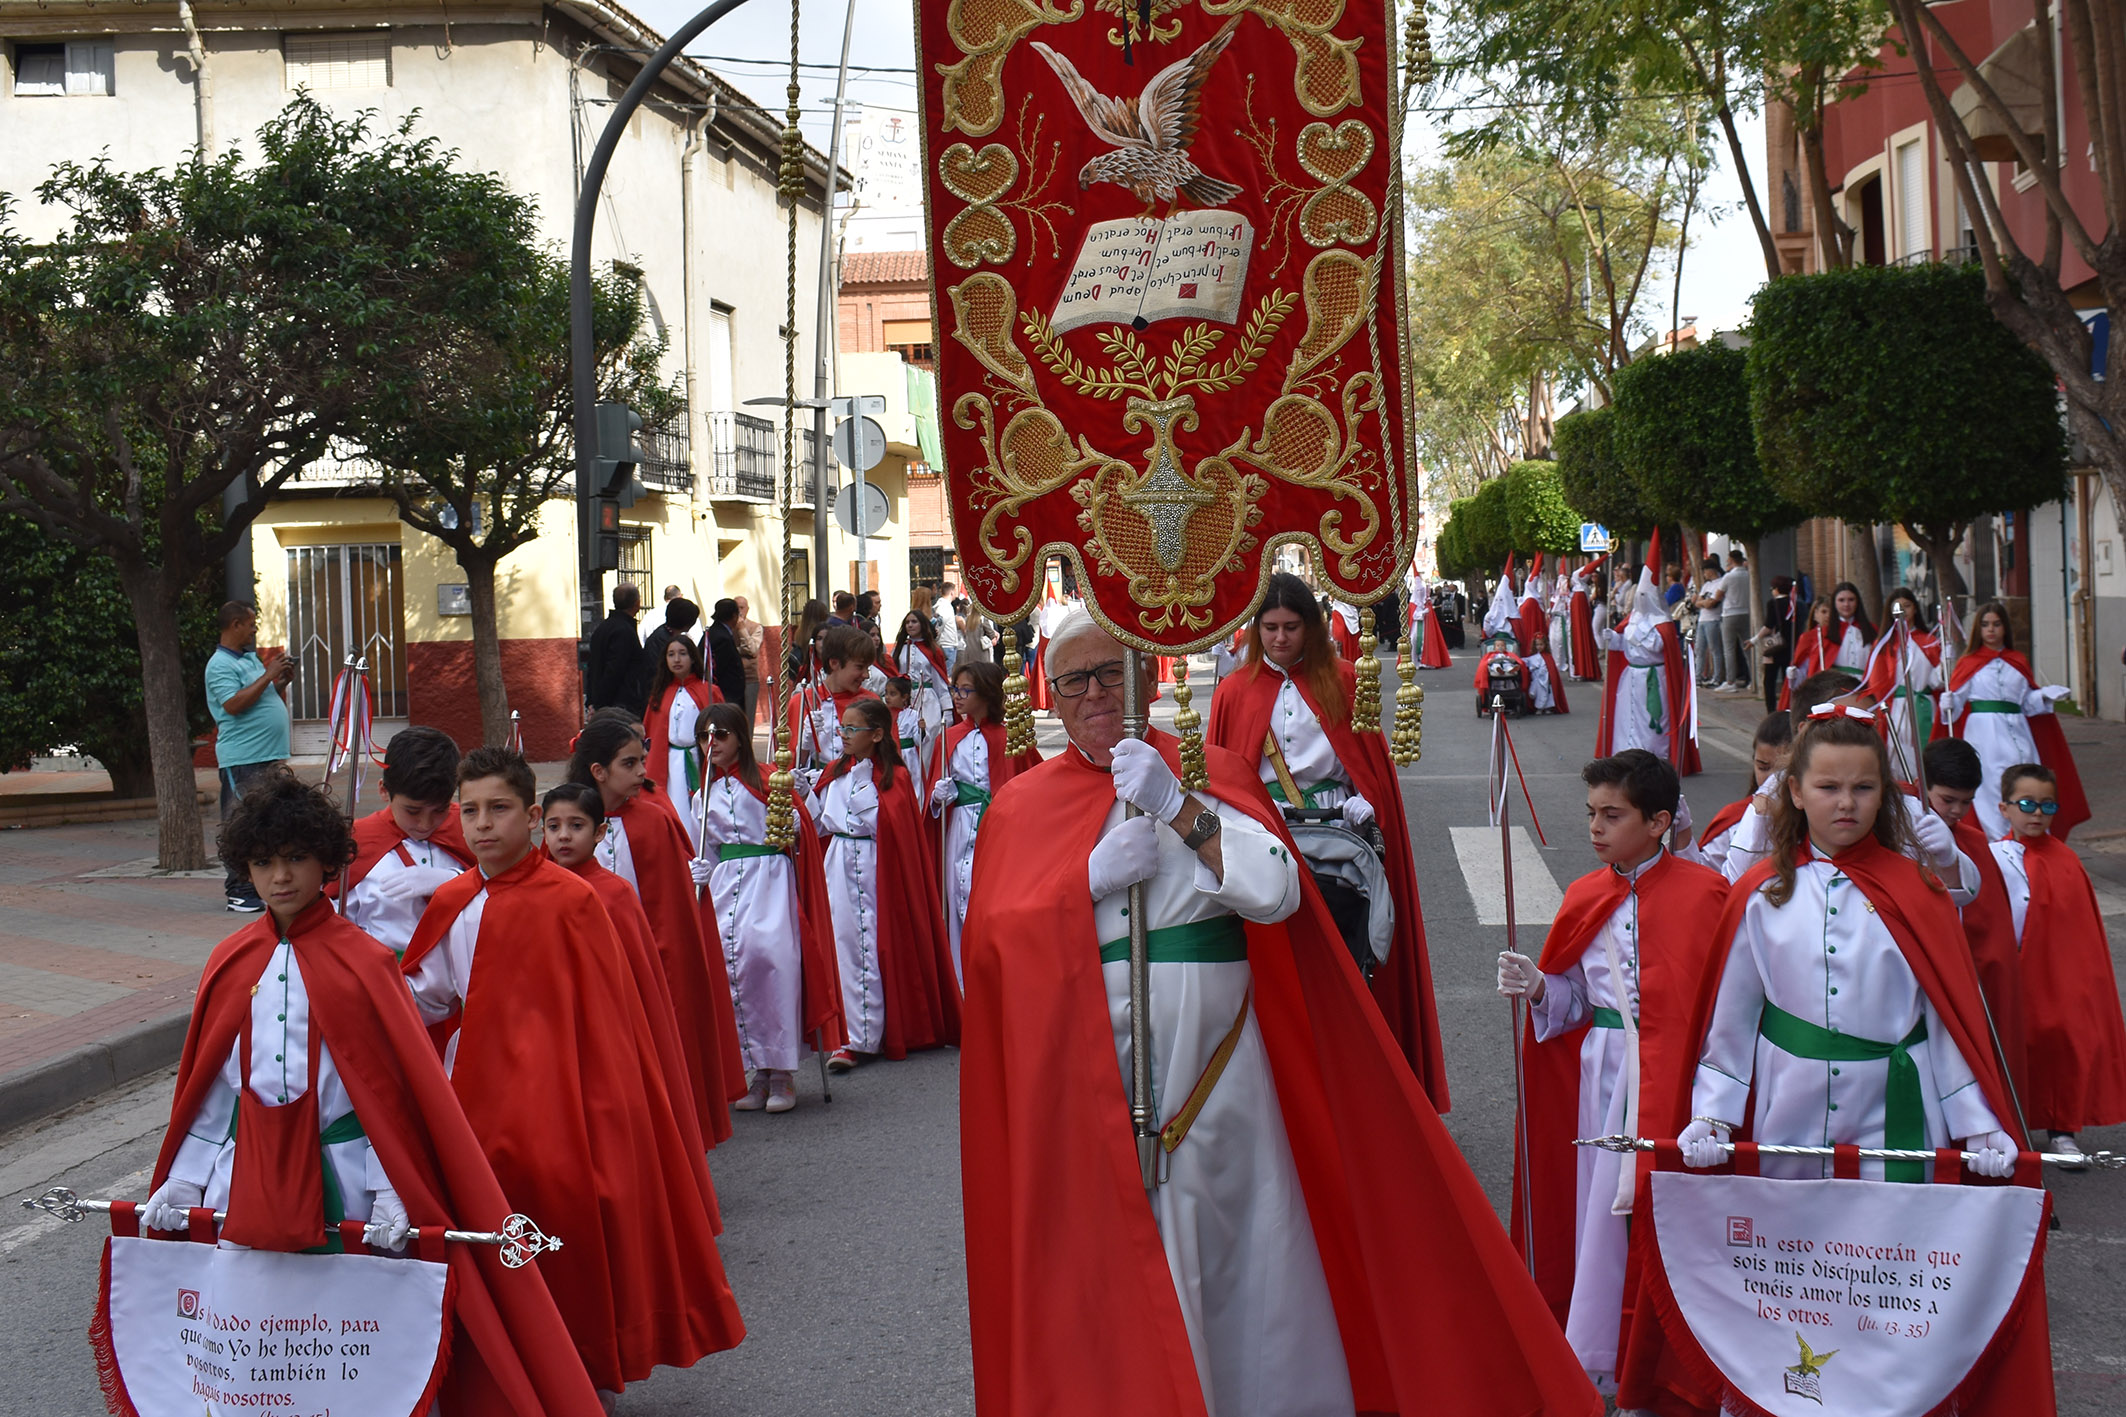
[955,613,1597,1417]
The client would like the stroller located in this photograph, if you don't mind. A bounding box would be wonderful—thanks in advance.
[1282,808,1394,980]
[1474,632,1532,718]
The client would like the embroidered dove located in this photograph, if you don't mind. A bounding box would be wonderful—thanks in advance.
[1029,16,1245,210]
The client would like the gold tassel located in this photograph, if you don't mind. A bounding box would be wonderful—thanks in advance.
[1393,633,1424,765]
[1001,623,1036,757]
[1171,656,1208,792]
[765,745,797,850]
[1352,604,1381,732]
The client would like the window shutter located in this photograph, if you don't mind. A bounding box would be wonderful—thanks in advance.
[284,32,390,90]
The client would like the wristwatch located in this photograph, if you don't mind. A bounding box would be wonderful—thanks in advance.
[1178,805,1222,851]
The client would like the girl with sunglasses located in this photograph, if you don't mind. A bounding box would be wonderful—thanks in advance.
[925,660,1043,983]
[1943,600,2089,840]
[813,696,958,1071]
[685,705,845,1113]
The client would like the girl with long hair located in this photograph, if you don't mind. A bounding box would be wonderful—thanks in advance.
[1944,599,2089,839]
[893,608,953,734]
[1827,581,1876,670]
[1778,599,1837,709]
[569,711,742,1144]
[1674,711,2021,1184]
[925,659,1041,981]
[1203,570,1448,1107]
[643,634,716,835]
[1680,711,1793,880]
[1860,586,1943,782]
[812,696,958,1070]
[786,598,828,683]
[684,704,844,1113]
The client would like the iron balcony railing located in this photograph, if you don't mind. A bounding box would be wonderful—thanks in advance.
[637,415,693,495]
[706,410,779,502]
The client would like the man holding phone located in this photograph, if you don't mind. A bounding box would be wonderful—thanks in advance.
[206,600,292,912]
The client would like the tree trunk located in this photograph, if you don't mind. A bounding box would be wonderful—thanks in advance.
[114,559,207,871]
[1745,536,1765,641]
[1846,522,1887,621]
[1901,521,1972,624]
[463,554,512,748]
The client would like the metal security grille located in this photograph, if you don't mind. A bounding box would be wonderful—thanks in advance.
[617,526,653,592]
[285,543,407,720]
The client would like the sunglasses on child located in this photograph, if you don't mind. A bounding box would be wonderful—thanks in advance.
[2010,797,2060,815]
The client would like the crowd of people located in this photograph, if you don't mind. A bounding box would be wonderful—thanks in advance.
[158,566,2121,1416]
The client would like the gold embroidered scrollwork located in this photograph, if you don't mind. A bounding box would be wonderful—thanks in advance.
[1295,120,1376,246]
[948,274,1038,397]
[939,143,1021,267]
[1283,248,1375,392]
[956,395,1109,593]
[1200,0,1362,115]
[937,0,1085,135]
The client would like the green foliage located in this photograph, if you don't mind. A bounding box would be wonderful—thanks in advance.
[1461,477,1516,567]
[1554,406,1651,535]
[1613,342,1801,540]
[1434,505,1473,578]
[0,515,217,794]
[1502,458,1581,553]
[1748,263,2068,527]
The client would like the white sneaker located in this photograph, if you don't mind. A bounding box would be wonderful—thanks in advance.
[2052,1133,2089,1169]
[734,1072,770,1111]
[765,1071,797,1113]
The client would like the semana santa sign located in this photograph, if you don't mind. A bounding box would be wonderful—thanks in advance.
[915,0,1416,649]
[91,1236,450,1417]
[1645,1169,2048,1416]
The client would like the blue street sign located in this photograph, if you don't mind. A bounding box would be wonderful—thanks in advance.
[1578,522,1613,553]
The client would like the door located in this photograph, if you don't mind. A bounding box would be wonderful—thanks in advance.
[284,543,408,721]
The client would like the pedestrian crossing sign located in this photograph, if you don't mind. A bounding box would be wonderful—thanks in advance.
[1578,523,1612,553]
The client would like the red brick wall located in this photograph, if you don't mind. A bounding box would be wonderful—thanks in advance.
[407,637,581,760]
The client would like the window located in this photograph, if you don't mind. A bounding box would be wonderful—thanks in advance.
[285,543,408,720]
[13,41,114,97]
[1895,138,1927,259]
[616,525,654,594]
[284,32,390,91]
[910,547,947,585]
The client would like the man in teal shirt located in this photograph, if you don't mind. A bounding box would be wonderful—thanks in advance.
[205,601,292,911]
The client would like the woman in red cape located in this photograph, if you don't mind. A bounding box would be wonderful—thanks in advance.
[571,713,745,1143]
[142,786,602,1416]
[642,635,718,805]
[925,659,1039,984]
[1412,584,1454,669]
[960,728,1598,1417]
[1206,573,1449,1108]
[1946,600,2090,840]
[813,695,960,1066]
[1775,597,1837,709]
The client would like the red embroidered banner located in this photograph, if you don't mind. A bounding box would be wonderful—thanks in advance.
[915,0,1415,651]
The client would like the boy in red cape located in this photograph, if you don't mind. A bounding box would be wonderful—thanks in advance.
[788,624,884,774]
[1989,762,2126,1164]
[138,773,602,1416]
[332,725,473,956]
[1924,737,2028,1103]
[403,748,744,1404]
[1206,573,1449,1109]
[961,615,1597,1417]
[1496,750,1728,1386]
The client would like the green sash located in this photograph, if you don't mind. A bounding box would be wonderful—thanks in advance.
[1758,1002,1928,1182]
[1266,778,1344,809]
[1098,915,1248,966]
[1964,699,2020,714]
[832,832,874,842]
[717,842,781,862]
[1891,686,1935,744]
[898,736,917,750]
[954,780,992,808]
[1591,1006,1626,1030]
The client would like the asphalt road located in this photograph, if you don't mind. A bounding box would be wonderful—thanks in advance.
[3,648,2120,1413]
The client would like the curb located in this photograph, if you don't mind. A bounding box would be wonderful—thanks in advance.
[0,1010,191,1138]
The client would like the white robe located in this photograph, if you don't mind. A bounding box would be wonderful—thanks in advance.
[1833,619,1871,670]
[818,761,887,1054]
[665,689,706,841]
[1869,637,1941,786]
[896,644,952,736]
[1691,857,2001,1180]
[168,939,384,1227]
[1944,658,2068,839]
[1989,837,2035,944]
[894,706,926,786]
[695,775,811,1072]
[339,835,469,957]
[935,730,990,982]
[1719,770,1981,905]
[1090,778,1352,1417]
[1606,618,1669,756]
[1252,659,1352,811]
[1531,854,1658,1376]
[404,879,491,1077]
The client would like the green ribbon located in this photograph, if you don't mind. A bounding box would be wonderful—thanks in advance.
[1098,915,1248,966]
[1964,698,2020,714]
[1758,1002,1928,1182]
[684,746,703,800]
[1646,664,1665,732]
[1266,778,1344,809]
[717,842,781,862]
[832,831,874,841]
[898,736,918,749]
[1590,1006,1626,1030]
[1892,686,1935,745]
[954,780,992,808]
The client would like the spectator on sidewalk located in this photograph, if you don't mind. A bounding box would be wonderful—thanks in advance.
[934,581,966,671]
[1663,564,1687,608]
[1693,555,1727,687]
[1761,575,1798,713]
[206,601,292,913]
[828,591,856,628]
[586,582,644,711]
[642,597,703,714]
[706,599,747,709]
[733,596,765,725]
[1716,548,1754,693]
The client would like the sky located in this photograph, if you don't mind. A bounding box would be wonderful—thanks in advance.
[626,0,1770,332]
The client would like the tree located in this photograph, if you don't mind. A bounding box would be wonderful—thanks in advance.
[1554,406,1653,536]
[1748,263,2067,611]
[0,514,218,795]
[0,99,553,868]
[1462,476,1516,567]
[1434,504,1474,579]
[1613,342,1803,632]
[355,259,678,747]
[1502,458,1581,554]
[1880,0,2126,523]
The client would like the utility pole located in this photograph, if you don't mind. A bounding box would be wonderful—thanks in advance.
[809,0,858,605]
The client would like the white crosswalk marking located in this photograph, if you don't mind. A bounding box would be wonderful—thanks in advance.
[1449,826,1567,929]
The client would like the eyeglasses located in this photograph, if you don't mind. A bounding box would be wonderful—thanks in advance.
[2010,797,2060,815]
[840,723,876,735]
[949,685,977,698]
[700,727,733,742]
[1050,660,1126,698]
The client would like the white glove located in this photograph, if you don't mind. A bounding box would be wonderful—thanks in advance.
[1965,1130,2018,1179]
[930,777,958,812]
[1679,1117,1732,1169]
[1341,795,1375,828]
[1087,815,1162,900]
[1910,809,1959,873]
[1109,738,1186,825]
[1672,791,1694,837]
[142,1177,204,1233]
[1496,950,1544,1000]
[375,865,460,902]
[688,856,713,886]
[364,1186,411,1253]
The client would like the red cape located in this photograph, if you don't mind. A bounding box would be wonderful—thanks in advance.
[786,686,880,768]
[1777,625,1838,710]
[1415,598,1453,668]
[1475,646,1530,694]
[817,757,962,1056]
[149,900,603,1416]
[1330,610,1362,660]
[1510,854,1730,1339]
[714,774,848,1050]
[1515,596,1548,656]
[1567,590,1600,679]
[333,805,473,899]
[1537,650,1571,713]
[1206,658,1449,1109]
[1693,797,1750,857]
[1618,838,2035,1416]
[614,795,746,1139]
[643,679,716,793]
[1597,622,1702,776]
[1947,648,2090,839]
[959,731,1597,1416]
[1953,812,2028,1106]
[403,853,744,1390]
[2013,833,2126,1131]
[1026,642,1052,711]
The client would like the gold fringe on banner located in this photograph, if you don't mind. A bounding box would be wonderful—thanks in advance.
[1171,656,1209,792]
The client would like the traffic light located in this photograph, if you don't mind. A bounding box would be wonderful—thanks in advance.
[589,400,642,573]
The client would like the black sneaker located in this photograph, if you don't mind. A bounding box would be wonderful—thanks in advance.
[226,895,265,913]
